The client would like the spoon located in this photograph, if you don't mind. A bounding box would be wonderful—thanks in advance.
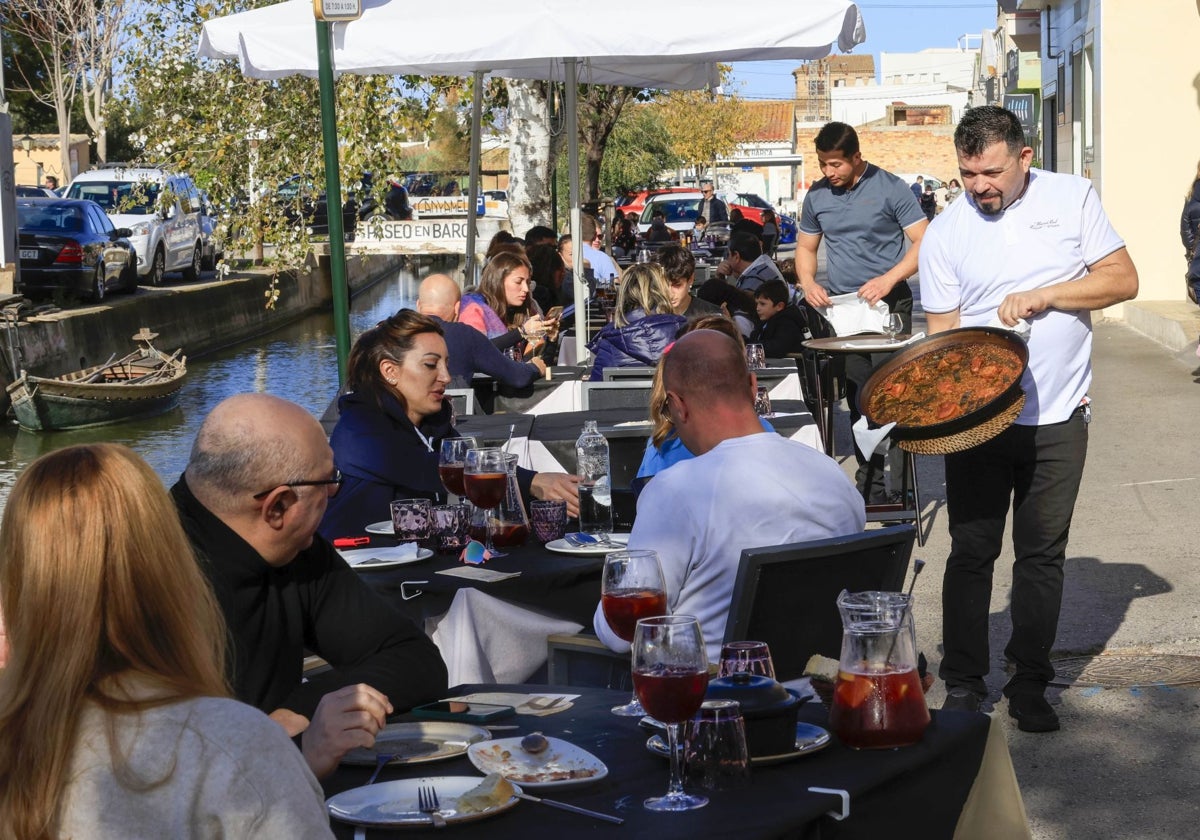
[885,559,926,667]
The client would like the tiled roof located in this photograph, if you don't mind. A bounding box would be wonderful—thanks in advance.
[743,101,795,143]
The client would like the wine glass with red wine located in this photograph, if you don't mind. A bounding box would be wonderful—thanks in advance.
[632,615,710,812]
[602,549,668,716]
[438,436,478,500]
[463,447,508,557]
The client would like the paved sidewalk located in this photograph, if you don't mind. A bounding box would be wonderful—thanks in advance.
[827,318,1200,838]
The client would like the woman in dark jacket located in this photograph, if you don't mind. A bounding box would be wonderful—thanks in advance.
[587,263,686,380]
[319,311,579,539]
[1181,162,1200,305]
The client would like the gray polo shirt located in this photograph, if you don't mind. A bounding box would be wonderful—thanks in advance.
[800,163,925,295]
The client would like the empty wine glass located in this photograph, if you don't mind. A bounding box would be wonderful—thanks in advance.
[602,550,668,716]
[883,313,904,340]
[463,448,507,557]
[438,436,477,500]
[632,615,710,812]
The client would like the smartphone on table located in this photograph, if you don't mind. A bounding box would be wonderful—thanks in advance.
[411,700,516,723]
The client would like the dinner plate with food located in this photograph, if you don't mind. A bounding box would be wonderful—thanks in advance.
[467,733,608,789]
[327,774,520,827]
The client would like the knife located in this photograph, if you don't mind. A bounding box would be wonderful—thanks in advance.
[514,792,624,824]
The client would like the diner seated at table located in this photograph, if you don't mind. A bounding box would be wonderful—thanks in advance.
[637,315,774,480]
[717,231,786,294]
[320,310,580,541]
[696,276,759,337]
[0,444,333,836]
[459,250,555,357]
[416,272,545,388]
[587,262,686,380]
[173,393,448,779]
[528,241,565,314]
[750,278,812,357]
[654,243,723,320]
[594,329,866,660]
[644,209,675,243]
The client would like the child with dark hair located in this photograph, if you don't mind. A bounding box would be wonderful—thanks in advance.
[749,279,811,357]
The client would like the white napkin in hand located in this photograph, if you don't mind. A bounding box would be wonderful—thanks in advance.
[852,416,897,457]
[985,315,1032,338]
[818,292,890,336]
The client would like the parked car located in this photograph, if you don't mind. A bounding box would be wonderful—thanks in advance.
[15,198,138,302]
[723,192,799,245]
[16,185,59,198]
[272,173,383,239]
[637,191,704,236]
[65,167,205,286]
[198,192,226,270]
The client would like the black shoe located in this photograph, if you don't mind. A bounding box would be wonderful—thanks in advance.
[941,687,983,713]
[1008,694,1060,732]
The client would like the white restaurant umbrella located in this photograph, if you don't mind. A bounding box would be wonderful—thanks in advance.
[198,0,865,370]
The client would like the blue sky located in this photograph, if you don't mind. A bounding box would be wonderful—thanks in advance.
[728,0,998,100]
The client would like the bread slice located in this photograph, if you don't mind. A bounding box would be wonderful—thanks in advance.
[456,772,516,815]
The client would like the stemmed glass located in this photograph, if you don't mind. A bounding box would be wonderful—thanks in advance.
[438,436,477,500]
[632,615,710,812]
[463,448,509,557]
[883,313,904,341]
[601,550,668,716]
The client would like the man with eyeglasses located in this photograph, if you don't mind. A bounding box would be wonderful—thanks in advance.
[698,180,729,224]
[172,393,448,778]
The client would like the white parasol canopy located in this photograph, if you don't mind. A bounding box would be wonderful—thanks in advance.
[198,0,866,368]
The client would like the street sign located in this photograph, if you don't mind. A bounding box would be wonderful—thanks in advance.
[313,0,361,22]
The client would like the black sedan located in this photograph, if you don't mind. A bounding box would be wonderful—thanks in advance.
[16,198,138,302]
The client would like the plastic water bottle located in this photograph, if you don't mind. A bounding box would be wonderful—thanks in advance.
[575,420,613,534]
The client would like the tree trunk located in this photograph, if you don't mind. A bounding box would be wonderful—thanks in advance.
[504,80,553,235]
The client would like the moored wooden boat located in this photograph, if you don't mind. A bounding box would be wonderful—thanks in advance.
[6,328,187,431]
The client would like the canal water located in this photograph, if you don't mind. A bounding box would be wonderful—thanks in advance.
[0,258,444,511]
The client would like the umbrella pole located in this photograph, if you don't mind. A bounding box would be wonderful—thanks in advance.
[464,70,484,286]
[566,59,587,369]
[316,19,351,386]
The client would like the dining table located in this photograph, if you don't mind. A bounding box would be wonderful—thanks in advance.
[323,683,1031,840]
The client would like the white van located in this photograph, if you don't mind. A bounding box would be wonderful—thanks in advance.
[65,167,204,285]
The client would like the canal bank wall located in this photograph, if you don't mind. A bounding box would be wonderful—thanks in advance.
[0,250,409,402]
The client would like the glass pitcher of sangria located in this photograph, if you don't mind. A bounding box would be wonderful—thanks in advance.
[829,590,930,750]
[489,452,529,549]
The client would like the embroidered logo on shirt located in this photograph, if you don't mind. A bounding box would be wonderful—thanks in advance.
[1029,219,1060,230]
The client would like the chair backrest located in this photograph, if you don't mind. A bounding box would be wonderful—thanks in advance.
[753,364,797,387]
[445,387,476,416]
[580,380,653,412]
[724,525,917,681]
[601,366,656,382]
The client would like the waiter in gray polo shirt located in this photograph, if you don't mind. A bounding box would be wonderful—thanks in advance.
[795,121,929,504]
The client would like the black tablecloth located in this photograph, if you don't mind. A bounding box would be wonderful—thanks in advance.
[355,541,603,628]
[325,684,989,839]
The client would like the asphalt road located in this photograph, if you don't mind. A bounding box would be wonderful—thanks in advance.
[823,304,1200,838]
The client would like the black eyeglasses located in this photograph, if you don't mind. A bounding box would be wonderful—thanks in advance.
[253,469,343,500]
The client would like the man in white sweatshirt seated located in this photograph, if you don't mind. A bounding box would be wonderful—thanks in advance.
[592,329,866,662]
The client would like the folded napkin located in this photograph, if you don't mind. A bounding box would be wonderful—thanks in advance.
[447,691,580,717]
[437,566,521,583]
[852,416,897,458]
[337,543,419,566]
[985,315,1032,338]
[818,292,889,336]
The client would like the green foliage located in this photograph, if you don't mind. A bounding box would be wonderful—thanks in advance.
[599,105,679,197]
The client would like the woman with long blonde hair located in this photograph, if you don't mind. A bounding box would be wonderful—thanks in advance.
[586,262,686,380]
[0,444,331,839]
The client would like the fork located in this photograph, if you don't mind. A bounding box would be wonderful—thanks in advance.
[564,532,621,548]
[418,785,447,828]
[353,755,396,839]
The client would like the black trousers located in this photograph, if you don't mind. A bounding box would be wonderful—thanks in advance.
[939,412,1089,698]
[844,284,913,500]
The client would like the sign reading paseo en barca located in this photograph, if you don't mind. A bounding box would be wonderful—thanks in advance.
[354,220,470,252]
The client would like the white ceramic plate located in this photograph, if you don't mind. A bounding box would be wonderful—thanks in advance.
[326,775,521,827]
[341,722,491,767]
[825,336,909,352]
[645,721,831,766]
[338,546,433,570]
[467,736,608,789]
[365,520,395,535]
[544,533,631,556]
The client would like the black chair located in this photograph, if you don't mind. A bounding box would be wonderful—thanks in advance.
[724,525,917,681]
[580,380,653,411]
[601,366,656,381]
[444,387,477,416]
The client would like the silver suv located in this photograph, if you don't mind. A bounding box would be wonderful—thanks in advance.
[65,167,204,285]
